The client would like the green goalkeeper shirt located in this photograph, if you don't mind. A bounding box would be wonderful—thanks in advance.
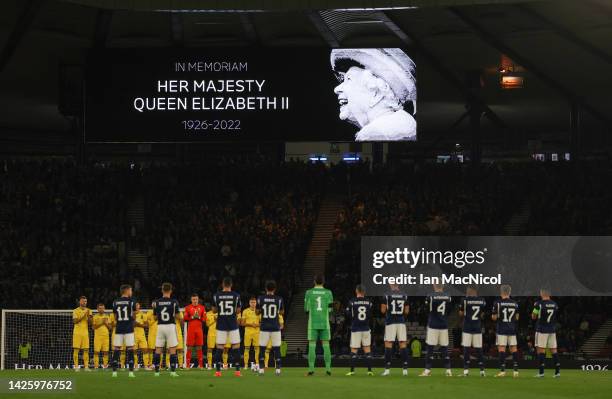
[304,287,333,330]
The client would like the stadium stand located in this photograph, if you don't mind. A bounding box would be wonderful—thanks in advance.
[2,158,610,361]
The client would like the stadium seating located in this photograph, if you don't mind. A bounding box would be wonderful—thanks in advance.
[1,158,611,358]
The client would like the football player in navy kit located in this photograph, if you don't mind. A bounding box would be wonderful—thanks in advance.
[380,284,410,376]
[111,284,137,378]
[212,277,242,377]
[492,284,520,377]
[532,288,560,378]
[420,284,452,377]
[257,280,284,376]
[152,282,181,377]
[459,287,487,377]
[345,285,373,376]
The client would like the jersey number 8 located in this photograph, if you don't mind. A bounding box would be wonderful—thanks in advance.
[357,306,367,321]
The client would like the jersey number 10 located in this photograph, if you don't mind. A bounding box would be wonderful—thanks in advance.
[262,304,278,318]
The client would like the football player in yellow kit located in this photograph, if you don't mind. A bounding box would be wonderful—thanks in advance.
[92,303,111,368]
[134,302,150,369]
[241,297,260,370]
[146,301,158,369]
[72,296,92,370]
[174,310,185,368]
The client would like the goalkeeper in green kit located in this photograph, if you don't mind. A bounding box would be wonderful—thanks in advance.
[304,274,334,376]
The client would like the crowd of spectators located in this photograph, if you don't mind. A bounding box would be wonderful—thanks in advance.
[0,158,326,313]
[325,161,612,357]
[0,160,133,309]
[521,162,612,234]
[1,157,611,359]
[137,158,326,312]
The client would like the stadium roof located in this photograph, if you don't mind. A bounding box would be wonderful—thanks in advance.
[1,0,611,143]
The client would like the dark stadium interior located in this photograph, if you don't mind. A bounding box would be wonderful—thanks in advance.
[1,0,612,376]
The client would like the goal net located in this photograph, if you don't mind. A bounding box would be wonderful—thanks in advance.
[1,309,187,371]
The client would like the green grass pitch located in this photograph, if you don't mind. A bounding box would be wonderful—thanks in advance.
[0,368,610,399]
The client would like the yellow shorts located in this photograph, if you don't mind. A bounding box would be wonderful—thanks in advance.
[176,335,184,350]
[134,334,148,350]
[206,334,231,349]
[207,333,216,349]
[244,329,260,348]
[148,330,157,350]
[73,332,89,349]
[94,335,109,352]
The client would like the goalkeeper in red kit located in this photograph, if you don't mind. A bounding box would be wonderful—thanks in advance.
[184,293,206,368]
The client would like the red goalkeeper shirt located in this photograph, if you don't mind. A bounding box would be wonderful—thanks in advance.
[184,304,206,330]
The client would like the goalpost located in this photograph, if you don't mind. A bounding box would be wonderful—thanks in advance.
[1,309,188,371]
